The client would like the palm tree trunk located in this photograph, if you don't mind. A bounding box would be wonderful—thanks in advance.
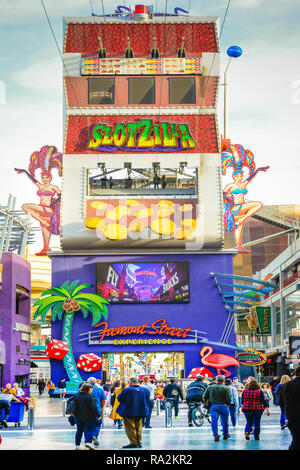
[62,312,82,388]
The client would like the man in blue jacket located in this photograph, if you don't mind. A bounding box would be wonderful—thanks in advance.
[186,374,208,426]
[116,377,150,449]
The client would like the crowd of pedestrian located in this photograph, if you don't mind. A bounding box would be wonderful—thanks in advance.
[1,368,299,451]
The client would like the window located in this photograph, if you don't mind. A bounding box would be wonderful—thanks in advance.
[129,78,155,105]
[88,78,115,105]
[169,77,196,104]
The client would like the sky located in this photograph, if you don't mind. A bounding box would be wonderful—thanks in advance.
[0,0,299,249]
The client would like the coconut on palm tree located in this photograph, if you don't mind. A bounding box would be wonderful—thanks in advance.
[33,280,109,389]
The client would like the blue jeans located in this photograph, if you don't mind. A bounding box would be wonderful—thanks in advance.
[280,407,286,426]
[75,419,98,445]
[92,418,102,439]
[229,404,237,426]
[145,399,154,427]
[210,404,229,437]
[243,410,263,439]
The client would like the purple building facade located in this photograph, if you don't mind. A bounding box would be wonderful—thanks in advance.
[50,253,236,386]
[0,253,31,395]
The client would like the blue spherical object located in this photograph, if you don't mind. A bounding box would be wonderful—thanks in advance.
[227,45,243,58]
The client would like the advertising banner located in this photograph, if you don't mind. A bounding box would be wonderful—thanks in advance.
[96,261,190,303]
[255,307,271,335]
[289,336,300,359]
[64,114,218,154]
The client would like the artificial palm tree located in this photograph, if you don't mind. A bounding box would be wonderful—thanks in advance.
[33,280,109,388]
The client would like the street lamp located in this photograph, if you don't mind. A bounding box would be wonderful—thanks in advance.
[223,45,243,140]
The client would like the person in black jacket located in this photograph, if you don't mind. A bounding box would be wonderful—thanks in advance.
[163,378,184,418]
[280,365,300,450]
[73,383,101,450]
[186,375,208,426]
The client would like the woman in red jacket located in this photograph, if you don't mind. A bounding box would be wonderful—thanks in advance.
[241,378,267,441]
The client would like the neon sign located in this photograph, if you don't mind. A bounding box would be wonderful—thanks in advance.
[236,350,267,366]
[87,119,197,152]
[93,318,192,343]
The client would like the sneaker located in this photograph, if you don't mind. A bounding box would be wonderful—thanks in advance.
[75,445,81,450]
[245,433,250,440]
[85,443,96,450]
[255,437,260,440]
[175,415,179,419]
[223,435,231,440]
[2,421,7,429]
[281,425,287,430]
[92,437,99,446]
[214,436,220,442]
[188,423,193,427]
[122,444,138,448]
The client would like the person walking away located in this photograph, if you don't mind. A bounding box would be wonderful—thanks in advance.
[241,377,267,441]
[38,379,45,396]
[47,380,56,399]
[103,379,111,394]
[275,375,290,429]
[186,374,208,427]
[110,381,128,429]
[141,376,156,428]
[280,365,300,450]
[73,383,101,450]
[57,378,67,399]
[261,383,273,416]
[203,375,231,441]
[87,377,106,447]
[162,378,184,419]
[116,377,150,449]
[232,377,244,414]
[225,378,239,427]
[109,380,121,426]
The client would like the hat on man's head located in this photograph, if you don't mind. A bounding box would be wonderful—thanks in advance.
[196,374,204,380]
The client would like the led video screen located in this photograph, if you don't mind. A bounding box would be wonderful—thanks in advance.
[96,262,190,303]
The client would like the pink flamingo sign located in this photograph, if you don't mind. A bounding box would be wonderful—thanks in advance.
[200,345,240,378]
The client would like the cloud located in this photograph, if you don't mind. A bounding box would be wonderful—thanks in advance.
[13,58,62,91]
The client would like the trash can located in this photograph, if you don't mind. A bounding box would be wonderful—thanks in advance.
[1,402,25,427]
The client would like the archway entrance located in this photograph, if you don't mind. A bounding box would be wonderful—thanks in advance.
[102,352,185,381]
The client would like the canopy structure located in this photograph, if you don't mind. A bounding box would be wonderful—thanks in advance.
[0,194,39,258]
[210,272,277,319]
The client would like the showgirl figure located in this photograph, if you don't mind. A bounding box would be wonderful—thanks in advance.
[15,146,62,256]
[221,142,269,253]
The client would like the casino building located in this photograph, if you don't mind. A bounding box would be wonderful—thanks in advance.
[48,5,241,389]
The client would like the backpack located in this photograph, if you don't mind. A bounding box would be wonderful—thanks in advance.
[66,396,77,415]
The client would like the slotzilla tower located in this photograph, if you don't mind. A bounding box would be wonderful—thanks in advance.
[49,6,237,388]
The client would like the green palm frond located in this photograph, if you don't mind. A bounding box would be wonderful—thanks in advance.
[34,280,109,324]
[40,287,69,298]
[71,282,92,297]
[33,297,66,322]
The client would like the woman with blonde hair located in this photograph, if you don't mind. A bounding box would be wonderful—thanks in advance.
[110,381,128,429]
[261,383,273,416]
[275,375,291,429]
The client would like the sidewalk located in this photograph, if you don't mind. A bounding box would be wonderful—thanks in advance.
[0,394,292,451]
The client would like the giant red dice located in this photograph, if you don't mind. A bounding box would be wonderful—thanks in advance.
[45,339,69,360]
[77,353,102,372]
